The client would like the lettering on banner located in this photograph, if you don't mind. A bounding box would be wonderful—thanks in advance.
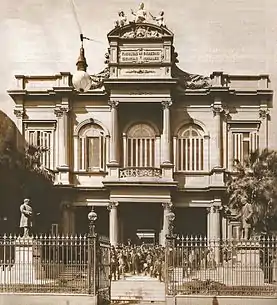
[119,48,164,64]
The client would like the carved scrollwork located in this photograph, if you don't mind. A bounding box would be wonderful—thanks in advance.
[173,65,211,90]
[90,67,110,90]
[161,100,172,109]
[125,69,155,74]
[119,167,162,178]
[162,202,173,211]
[108,100,119,109]
[211,102,230,118]
[14,109,25,118]
[259,108,270,119]
[121,26,163,39]
[54,106,69,118]
[107,201,119,211]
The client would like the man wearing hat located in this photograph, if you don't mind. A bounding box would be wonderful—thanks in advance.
[20,198,33,237]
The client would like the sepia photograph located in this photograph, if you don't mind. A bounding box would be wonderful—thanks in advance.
[0,1,277,304]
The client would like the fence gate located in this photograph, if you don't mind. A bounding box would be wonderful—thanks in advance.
[97,236,111,305]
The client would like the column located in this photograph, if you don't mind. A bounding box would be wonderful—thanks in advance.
[108,100,119,164]
[161,202,173,246]
[61,204,75,235]
[206,208,210,241]
[208,203,221,264]
[161,100,172,164]
[107,201,119,246]
[211,99,223,168]
[222,216,227,240]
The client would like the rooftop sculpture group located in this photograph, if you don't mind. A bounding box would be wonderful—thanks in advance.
[88,2,211,91]
[115,2,166,28]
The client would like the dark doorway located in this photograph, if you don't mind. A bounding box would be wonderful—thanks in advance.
[75,206,109,237]
[120,203,163,244]
[175,207,207,237]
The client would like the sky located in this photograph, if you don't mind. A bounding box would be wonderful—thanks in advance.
[1,0,277,144]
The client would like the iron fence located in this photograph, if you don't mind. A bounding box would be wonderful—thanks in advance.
[0,233,110,295]
[165,235,277,296]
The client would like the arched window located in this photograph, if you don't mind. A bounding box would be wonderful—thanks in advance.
[78,123,106,171]
[176,124,204,171]
[126,123,156,167]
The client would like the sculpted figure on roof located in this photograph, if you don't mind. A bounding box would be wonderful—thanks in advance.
[131,2,147,23]
[149,11,166,27]
[115,11,128,27]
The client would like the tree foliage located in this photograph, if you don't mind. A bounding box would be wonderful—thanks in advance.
[0,111,58,233]
[226,149,277,234]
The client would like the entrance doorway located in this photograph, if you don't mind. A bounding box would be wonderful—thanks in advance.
[119,203,163,245]
[175,207,207,237]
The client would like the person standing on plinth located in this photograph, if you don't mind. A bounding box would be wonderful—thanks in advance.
[20,198,33,238]
[234,199,254,240]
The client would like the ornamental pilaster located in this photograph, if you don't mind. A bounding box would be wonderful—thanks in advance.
[54,101,70,184]
[107,100,119,164]
[14,107,25,148]
[210,99,227,169]
[259,106,269,149]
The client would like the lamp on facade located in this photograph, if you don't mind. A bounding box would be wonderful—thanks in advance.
[72,34,92,92]
[88,206,97,236]
[167,211,175,237]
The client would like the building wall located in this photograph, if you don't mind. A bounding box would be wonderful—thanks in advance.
[0,0,275,240]
[1,0,277,148]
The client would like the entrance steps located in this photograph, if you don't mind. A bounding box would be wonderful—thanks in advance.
[111,275,165,302]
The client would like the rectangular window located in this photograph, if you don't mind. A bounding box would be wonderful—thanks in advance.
[25,124,55,170]
[79,135,105,171]
[177,138,204,171]
[126,138,155,167]
[232,131,259,163]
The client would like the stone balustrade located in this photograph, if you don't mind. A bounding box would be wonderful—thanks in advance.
[119,167,162,178]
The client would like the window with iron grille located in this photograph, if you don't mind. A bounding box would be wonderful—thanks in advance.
[232,131,259,163]
[24,122,55,170]
[126,123,156,167]
[78,124,106,171]
[176,124,204,171]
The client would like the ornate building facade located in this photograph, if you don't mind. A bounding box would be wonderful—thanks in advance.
[8,9,273,245]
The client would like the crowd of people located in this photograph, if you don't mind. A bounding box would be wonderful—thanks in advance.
[111,243,165,281]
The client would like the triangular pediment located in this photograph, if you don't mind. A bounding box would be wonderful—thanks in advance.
[107,23,173,40]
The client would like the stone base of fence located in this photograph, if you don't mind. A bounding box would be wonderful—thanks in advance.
[0,294,97,305]
[167,295,277,305]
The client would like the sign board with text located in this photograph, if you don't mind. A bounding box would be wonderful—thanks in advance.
[119,48,164,64]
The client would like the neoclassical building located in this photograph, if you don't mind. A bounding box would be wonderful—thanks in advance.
[8,9,272,245]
